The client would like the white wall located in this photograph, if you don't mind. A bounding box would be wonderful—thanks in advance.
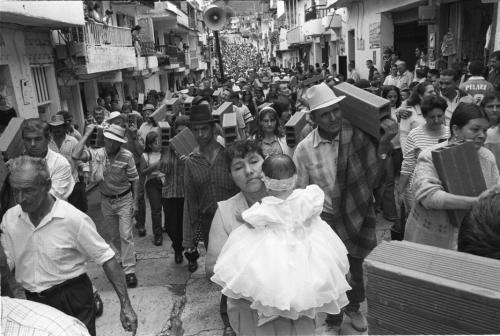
[1,1,84,26]
[144,73,161,93]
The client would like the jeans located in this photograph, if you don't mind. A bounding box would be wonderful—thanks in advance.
[162,198,184,253]
[145,178,163,238]
[101,192,136,274]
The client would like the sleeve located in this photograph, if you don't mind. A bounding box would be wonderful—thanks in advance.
[293,143,309,188]
[401,130,418,176]
[182,164,198,248]
[75,215,115,265]
[50,157,75,200]
[0,216,15,270]
[242,105,254,124]
[205,208,228,277]
[126,153,139,181]
[235,108,246,129]
[412,149,448,209]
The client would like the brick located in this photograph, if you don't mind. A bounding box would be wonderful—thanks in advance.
[0,117,24,160]
[157,121,171,149]
[183,96,193,115]
[285,111,307,147]
[170,128,197,156]
[212,102,232,124]
[222,112,238,146]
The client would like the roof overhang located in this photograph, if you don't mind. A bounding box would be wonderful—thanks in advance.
[1,1,85,28]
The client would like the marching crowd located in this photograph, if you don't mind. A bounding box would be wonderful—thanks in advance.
[1,47,500,336]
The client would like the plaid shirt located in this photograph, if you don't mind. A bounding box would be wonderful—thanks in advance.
[161,148,185,199]
[294,120,379,258]
[49,134,89,183]
[182,144,238,248]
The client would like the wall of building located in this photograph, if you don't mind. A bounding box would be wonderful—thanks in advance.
[144,73,161,93]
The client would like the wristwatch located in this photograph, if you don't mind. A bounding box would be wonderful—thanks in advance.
[379,153,388,160]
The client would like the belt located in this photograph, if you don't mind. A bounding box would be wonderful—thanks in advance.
[102,188,131,199]
[25,273,88,299]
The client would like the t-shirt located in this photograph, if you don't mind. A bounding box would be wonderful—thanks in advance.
[459,76,495,104]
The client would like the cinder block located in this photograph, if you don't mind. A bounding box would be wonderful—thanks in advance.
[365,241,500,335]
[0,117,24,160]
[285,111,307,147]
[170,127,197,156]
[88,126,105,148]
[183,96,193,115]
[431,140,487,226]
[332,82,391,140]
[222,112,238,146]
[212,102,233,124]
[158,121,171,149]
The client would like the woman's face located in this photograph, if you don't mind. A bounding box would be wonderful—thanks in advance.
[421,84,436,99]
[230,152,265,193]
[151,137,162,152]
[401,90,410,101]
[260,112,277,134]
[425,108,445,130]
[386,89,399,107]
[453,118,489,150]
[484,98,500,126]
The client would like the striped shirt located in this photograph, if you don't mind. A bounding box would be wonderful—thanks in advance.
[293,128,340,214]
[49,135,89,183]
[401,125,449,176]
[86,147,138,195]
[485,126,500,171]
[182,145,238,247]
[161,148,185,199]
[398,103,425,150]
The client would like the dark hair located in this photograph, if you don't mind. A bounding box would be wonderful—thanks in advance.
[458,193,500,260]
[229,92,240,100]
[381,85,402,108]
[420,95,448,117]
[144,131,159,153]
[468,60,485,76]
[440,69,456,78]
[366,59,373,64]
[481,91,500,107]
[490,50,500,61]
[406,81,434,107]
[416,66,429,79]
[262,154,296,180]
[255,107,283,138]
[449,103,489,136]
[56,110,72,121]
[225,139,264,170]
[346,78,356,84]
[271,95,290,120]
[192,95,210,106]
[428,69,440,77]
[121,102,132,113]
[21,118,50,140]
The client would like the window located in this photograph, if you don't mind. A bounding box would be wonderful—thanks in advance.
[31,66,51,106]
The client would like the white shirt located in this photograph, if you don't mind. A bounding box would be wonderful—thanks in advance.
[1,297,90,336]
[0,198,115,292]
[45,149,75,200]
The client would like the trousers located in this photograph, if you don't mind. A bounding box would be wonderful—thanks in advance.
[145,178,164,238]
[162,197,184,253]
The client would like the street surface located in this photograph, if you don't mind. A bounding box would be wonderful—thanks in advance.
[87,188,391,336]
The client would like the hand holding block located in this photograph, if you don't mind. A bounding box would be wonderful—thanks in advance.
[285,111,307,147]
[157,121,171,149]
[150,104,168,123]
[212,102,233,124]
[88,126,105,148]
[222,112,238,146]
[365,241,500,334]
[431,140,487,226]
[165,98,182,116]
[183,96,193,115]
[170,127,197,156]
[0,117,24,160]
[332,82,391,140]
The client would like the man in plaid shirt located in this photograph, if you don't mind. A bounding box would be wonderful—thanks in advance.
[293,83,397,333]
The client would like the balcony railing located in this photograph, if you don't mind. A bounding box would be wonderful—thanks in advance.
[67,21,132,46]
[139,41,156,56]
[155,44,185,67]
[305,5,330,22]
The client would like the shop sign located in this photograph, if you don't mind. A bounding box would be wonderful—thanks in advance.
[369,22,381,49]
[98,71,122,83]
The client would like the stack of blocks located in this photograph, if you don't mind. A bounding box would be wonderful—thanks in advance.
[157,122,171,149]
[285,111,307,147]
[183,96,193,115]
[222,112,238,146]
[212,102,233,124]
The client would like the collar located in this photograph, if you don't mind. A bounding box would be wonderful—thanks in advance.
[467,76,486,81]
[262,136,278,145]
[312,128,339,148]
[18,197,63,230]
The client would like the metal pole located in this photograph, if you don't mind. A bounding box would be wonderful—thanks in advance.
[214,30,224,81]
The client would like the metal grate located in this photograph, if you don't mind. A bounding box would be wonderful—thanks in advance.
[31,66,51,105]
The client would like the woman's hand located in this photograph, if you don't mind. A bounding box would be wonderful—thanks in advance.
[398,109,413,120]
[478,185,500,200]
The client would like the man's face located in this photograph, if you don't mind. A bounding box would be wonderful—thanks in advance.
[312,103,342,136]
[491,56,500,71]
[397,63,405,74]
[94,110,104,124]
[427,73,439,85]
[366,61,372,69]
[23,129,49,158]
[104,137,121,154]
[439,75,456,95]
[415,48,421,57]
[191,123,214,147]
[104,95,111,104]
[10,168,50,213]
[50,124,66,138]
[142,109,154,119]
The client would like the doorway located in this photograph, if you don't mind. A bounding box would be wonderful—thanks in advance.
[394,21,427,71]
[348,30,355,63]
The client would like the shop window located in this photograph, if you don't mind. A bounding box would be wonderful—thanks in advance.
[31,65,51,109]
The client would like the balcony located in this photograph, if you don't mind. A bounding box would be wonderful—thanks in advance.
[155,45,185,69]
[286,26,306,45]
[305,5,330,22]
[303,14,343,37]
[64,21,135,74]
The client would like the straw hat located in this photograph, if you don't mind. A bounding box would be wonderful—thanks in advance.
[303,83,345,112]
[103,124,127,143]
[48,114,65,126]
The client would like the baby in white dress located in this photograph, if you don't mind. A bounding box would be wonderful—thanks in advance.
[211,154,351,326]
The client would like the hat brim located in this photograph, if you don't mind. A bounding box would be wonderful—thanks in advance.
[309,96,346,113]
[48,121,65,126]
[189,119,216,126]
[103,131,127,143]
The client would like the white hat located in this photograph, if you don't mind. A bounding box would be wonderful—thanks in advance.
[106,111,123,122]
[48,114,65,126]
[303,82,345,112]
[282,76,291,82]
[232,85,241,92]
[103,124,127,143]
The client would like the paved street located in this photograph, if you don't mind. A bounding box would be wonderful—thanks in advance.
[86,188,391,336]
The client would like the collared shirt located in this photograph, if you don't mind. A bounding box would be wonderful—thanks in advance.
[137,122,159,145]
[44,149,75,201]
[86,147,138,195]
[49,135,89,183]
[183,144,238,247]
[397,70,414,89]
[293,128,339,214]
[1,297,91,336]
[260,136,283,157]
[0,199,115,293]
[383,75,399,87]
[459,76,495,104]
[161,148,185,199]
[347,69,360,82]
[442,90,469,126]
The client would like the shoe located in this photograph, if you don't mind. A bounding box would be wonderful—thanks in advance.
[184,249,199,273]
[154,235,163,246]
[125,273,138,288]
[94,292,103,317]
[345,310,367,332]
[137,228,146,237]
[222,326,236,336]
[174,251,183,264]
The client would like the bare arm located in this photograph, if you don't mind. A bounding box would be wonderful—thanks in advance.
[73,124,96,162]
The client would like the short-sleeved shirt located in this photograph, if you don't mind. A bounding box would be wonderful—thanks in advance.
[44,149,75,200]
[459,76,495,104]
[49,134,88,182]
[86,147,138,195]
[0,198,115,292]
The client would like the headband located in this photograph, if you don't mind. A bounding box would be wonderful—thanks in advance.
[262,173,297,192]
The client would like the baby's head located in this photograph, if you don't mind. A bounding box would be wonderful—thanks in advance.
[261,154,297,199]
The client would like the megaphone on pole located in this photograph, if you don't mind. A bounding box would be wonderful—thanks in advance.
[203,4,227,31]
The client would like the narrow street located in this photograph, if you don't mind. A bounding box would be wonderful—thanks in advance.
[86,187,390,336]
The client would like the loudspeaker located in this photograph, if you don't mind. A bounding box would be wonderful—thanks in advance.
[203,5,227,31]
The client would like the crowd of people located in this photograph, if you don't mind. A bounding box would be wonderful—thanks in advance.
[1,47,500,336]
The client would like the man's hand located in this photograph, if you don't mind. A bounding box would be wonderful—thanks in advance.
[84,124,97,136]
[120,301,138,335]
[398,109,412,120]
[380,118,398,144]
[82,171,90,185]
